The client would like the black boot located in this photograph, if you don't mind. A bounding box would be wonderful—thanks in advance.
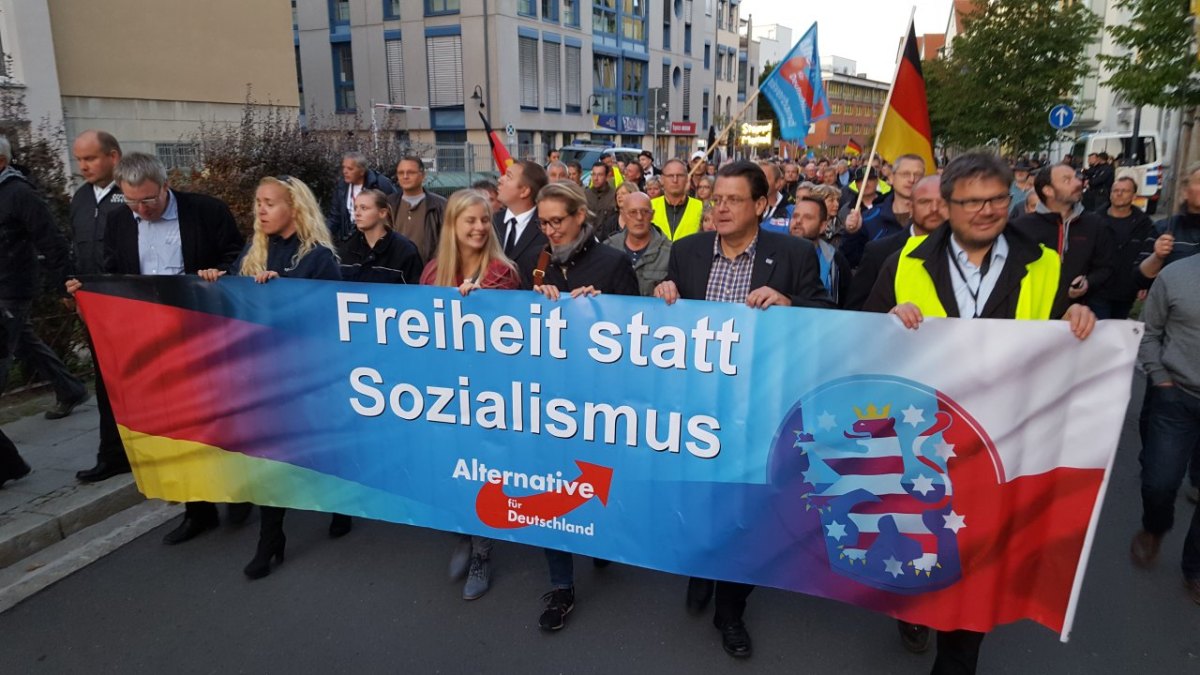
[244,506,286,579]
[328,513,353,538]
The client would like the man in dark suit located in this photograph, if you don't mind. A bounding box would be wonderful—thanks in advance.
[326,151,396,242]
[68,152,243,543]
[845,174,947,311]
[493,160,549,284]
[653,161,833,659]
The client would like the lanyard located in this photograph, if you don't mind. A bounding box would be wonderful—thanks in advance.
[947,247,993,318]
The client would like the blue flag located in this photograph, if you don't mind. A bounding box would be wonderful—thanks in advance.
[760,23,830,141]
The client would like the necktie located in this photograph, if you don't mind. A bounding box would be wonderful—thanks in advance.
[504,217,518,255]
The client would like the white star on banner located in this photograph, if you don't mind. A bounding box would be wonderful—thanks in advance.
[943,511,967,533]
[818,411,837,431]
[934,441,957,461]
[825,520,847,541]
[884,555,904,578]
[901,405,925,427]
[911,474,935,496]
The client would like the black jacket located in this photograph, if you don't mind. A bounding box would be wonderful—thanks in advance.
[530,233,640,296]
[1009,208,1113,302]
[863,223,1069,319]
[338,231,422,284]
[1092,206,1154,302]
[839,193,906,269]
[845,229,914,311]
[103,190,244,275]
[0,168,72,304]
[666,230,835,308]
[326,170,397,242]
[493,210,548,286]
[69,183,127,275]
[232,235,341,281]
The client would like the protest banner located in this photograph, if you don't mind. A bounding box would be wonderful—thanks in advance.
[77,276,1139,639]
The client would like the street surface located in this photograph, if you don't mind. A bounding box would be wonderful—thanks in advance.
[0,378,1197,673]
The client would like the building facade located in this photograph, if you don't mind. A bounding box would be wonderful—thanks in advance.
[803,59,888,157]
[295,0,759,163]
[0,0,299,176]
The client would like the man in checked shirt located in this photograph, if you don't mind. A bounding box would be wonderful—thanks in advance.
[654,160,833,658]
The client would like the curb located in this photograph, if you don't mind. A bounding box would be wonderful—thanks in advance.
[0,475,147,569]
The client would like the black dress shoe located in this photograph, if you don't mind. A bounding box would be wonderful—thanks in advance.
[897,620,934,653]
[226,502,253,525]
[714,618,752,658]
[328,513,353,538]
[75,460,131,483]
[45,392,89,420]
[0,459,32,488]
[244,533,286,579]
[162,517,218,545]
[686,577,715,614]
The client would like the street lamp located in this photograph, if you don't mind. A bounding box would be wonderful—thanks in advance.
[587,95,600,114]
[470,85,485,111]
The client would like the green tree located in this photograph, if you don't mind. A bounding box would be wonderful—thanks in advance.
[757,61,779,132]
[1099,0,1200,111]
[925,0,1101,154]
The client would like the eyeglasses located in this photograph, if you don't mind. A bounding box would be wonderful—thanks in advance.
[661,173,688,180]
[124,192,164,208]
[540,214,579,230]
[947,193,1012,213]
[709,195,752,209]
[622,208,653,218]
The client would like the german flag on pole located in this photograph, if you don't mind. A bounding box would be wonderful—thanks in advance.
[479,111,514,174]
[845,138,863,156]
[875,21,935,174]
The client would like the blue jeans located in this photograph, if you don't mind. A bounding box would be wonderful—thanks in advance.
[1088,297,1133,321]
[544,548,573,589]
[1139,384,1200,580]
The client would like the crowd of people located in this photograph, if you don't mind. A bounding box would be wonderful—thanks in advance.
[1,127,1198,674]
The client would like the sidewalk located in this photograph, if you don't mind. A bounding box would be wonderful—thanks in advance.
[0,398,147,568]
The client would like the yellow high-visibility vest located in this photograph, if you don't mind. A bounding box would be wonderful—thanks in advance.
[651,196,704,241]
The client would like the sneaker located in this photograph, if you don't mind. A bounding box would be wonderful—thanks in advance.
[45,391,89,420]
[448,537,472,581]
[462,554,491,600]
[538,587,575,631]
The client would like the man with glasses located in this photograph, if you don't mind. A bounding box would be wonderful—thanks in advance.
[604,191,670,296]
[1011,164,1113,305]
[651,158,704,241]
[654,160,833,659]
[387,155,446,264]
[69,153,243,540]
[840,154,925,269]
[864,153,1097,674]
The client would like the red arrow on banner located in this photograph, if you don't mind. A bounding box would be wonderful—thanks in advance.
[475,461,613,529]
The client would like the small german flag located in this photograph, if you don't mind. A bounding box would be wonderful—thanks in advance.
[846,138,863,156]
[875,21,935,174]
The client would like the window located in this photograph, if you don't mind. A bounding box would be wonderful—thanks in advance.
[425,0,459,15]
[683,68,691,120]
[155,143,199,171]
[593,54,618,114]
[542,0,559,21]
[702,90,709,130]
[545,42,562,110]
[330,0,350,25]
[717,0,726,29]
[684,24,691,53]
[704,42,710,69]
[565,0,581,26]
[332,43,356,112]
[385,39,405,104]
[435,130,467,172]
[622,59,646,117]
[593,0,617,36]
[384,0,400,19]
[519,0,537,17]
[565,45,582,111]
[519,36,540,109]
[622,0,645,43]
[426,35,463,106]
[663,0,671,50]
[706,0,713,15]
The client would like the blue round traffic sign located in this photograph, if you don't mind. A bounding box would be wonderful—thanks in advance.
[1049,104,1075,130]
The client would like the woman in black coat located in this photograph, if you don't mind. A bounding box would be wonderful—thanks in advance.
[338,189,423,284]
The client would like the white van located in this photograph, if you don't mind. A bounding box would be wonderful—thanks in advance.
[1072,132,1163,214]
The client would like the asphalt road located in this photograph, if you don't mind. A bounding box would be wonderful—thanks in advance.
[0,380,1197,674]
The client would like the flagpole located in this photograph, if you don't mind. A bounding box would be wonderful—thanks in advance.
[853,5,917,213]
[690,87,765,180]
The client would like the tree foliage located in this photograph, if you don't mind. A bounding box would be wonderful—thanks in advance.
[1099,0,1200,111]
[757,61,780,131]
[925,0,1101,153]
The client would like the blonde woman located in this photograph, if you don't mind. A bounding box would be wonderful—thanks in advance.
[419,189,518,599]
[199,175,348,580]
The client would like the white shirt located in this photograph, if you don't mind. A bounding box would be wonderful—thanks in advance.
[93,182,115,204]
[346,182,364,217]
[136,190,184,275]
[947,233,1009,318]
[502,207,536,245]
